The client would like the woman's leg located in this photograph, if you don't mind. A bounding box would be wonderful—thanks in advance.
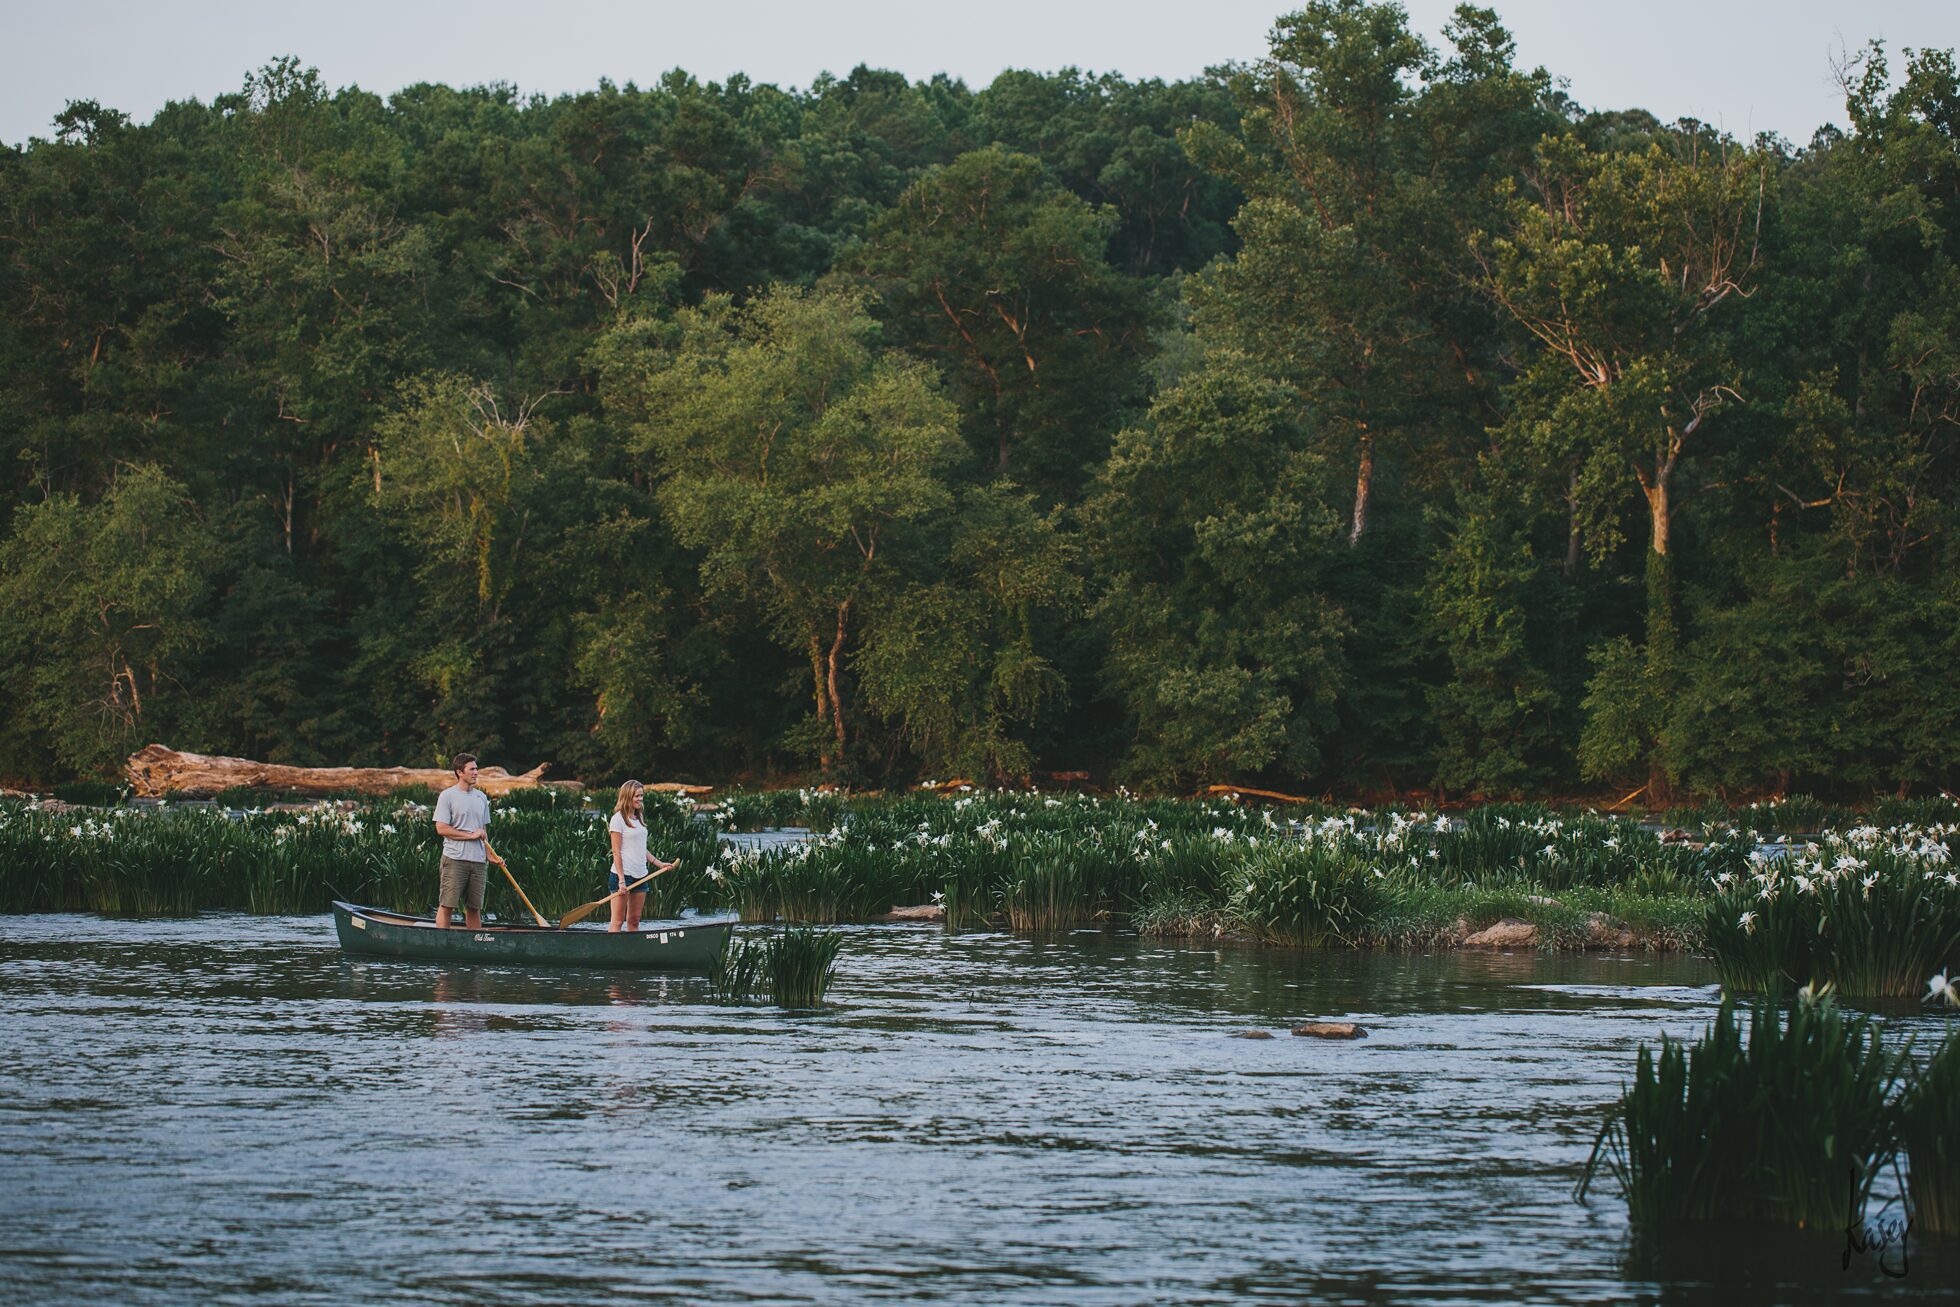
[625,890,647,931]
[608,875,626,932]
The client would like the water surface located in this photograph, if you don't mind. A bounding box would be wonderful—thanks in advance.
[1,915,1952,1303]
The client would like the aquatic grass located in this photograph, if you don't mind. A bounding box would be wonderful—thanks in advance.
[1227,839,1397,947]
[1872,795,1960,829]
[51,781,129,806]
[1578,992,1905,1228]
[20,792,1939,961]
[1002,833,1112,932]
[1133,891,1227,939]
[1704,828,1960,997]
[712,831,916,923]
[1900,1031,1960,1236]
[495,786,594,811]
[766,925,845,1007]
[717,789,809,832]
[706,925,844,1007]
[706,931,769,1001]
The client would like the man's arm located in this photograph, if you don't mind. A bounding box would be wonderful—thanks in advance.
[431,792,484,843]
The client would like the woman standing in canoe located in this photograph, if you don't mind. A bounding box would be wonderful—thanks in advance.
[609,780,678,932]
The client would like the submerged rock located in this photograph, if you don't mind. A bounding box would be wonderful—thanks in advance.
[1462,917,1538,948]
[1292,1022,1367,1039]
[1231,1029,1275,1039]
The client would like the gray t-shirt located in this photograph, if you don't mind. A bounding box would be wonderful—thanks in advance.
[434,784,491,861]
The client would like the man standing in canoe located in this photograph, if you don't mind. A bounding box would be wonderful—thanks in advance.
[433,752,492,929]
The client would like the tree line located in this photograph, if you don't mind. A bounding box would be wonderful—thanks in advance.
[2,3,1955,799]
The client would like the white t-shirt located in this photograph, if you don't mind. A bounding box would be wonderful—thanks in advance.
[608,812,649,877]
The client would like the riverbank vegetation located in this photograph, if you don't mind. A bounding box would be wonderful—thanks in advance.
[5,792,1954,984]
[3,7,1958,804]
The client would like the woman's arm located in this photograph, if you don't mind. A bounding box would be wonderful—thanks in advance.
[609,828,624,875]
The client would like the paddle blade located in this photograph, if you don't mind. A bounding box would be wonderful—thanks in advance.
[556,865,673,929]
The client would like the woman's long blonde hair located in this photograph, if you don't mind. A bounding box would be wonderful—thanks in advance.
[614,779,645,827]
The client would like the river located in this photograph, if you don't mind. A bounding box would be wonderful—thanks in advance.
[1,914,1953,1303]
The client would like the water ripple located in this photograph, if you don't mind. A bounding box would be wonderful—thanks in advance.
[1,914,1955,1303]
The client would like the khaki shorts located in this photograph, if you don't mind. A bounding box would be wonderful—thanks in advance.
[438,856,487,911]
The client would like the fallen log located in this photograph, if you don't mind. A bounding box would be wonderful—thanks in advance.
[1202,783,1318,805]
[126,744,550,799]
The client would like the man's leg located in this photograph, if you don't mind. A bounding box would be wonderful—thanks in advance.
[464,861,485,930]
[436,858,461,929]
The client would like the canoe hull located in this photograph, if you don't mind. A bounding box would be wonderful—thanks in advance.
[332,900,735,970]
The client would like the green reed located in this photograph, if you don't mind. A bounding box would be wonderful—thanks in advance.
[706,931,770,1001]
[767,925,845,1007]
[1226,839,1397,946]
[1002,832,1115,931]
[1578,992,1904,1228]
[705,926,844,1007]
[1704,834,1960,998]
[1899,1033,1960,1236]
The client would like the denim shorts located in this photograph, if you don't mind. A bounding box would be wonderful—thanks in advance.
[608,869,648,894]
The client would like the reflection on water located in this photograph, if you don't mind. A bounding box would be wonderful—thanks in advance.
[1,914,1955,1304]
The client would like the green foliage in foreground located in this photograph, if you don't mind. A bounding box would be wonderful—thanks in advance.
[1898,1033,1960,1236]
[707,926,844,1008]
[1578,993,1905,1228]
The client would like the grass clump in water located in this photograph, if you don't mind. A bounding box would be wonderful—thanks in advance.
[707,926,843,1008]
[1578,990,1903,1228]
[707,931,769,1001]
[767,925,844,1007]
[1900,1022,1960,1236]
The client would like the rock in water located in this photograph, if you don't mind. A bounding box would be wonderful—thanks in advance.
[1292,1022,1367,1039]
[1231,1029,1275,1039]
[1462,918,1538,948]
[873,904,946,923]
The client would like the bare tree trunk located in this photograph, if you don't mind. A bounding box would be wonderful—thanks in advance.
[1348,431,1374,546]
[827,603,850,755]
[809,635,831,769]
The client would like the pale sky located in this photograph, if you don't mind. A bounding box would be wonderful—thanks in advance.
[6,1,1957,147]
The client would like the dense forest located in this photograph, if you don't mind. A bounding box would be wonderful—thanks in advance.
[2,2,1956,799]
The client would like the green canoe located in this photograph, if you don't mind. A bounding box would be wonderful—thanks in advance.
[332,900,738,970]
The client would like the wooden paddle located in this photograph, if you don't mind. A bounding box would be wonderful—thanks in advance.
[557,861,677,929]
[485,844,551,928]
